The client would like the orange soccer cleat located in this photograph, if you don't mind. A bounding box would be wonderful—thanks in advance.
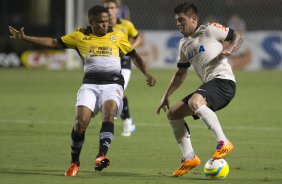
[94,155,111,171]
[213,141,234,159]
[64,163,80,176]
[172,155,201,177]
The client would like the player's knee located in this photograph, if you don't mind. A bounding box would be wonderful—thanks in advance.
[102,110,116,122]
[188,97,204,112]
[167,109,177,121]
[75,116,89,133]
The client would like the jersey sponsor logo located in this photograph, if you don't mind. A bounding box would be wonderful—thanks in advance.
[187,45,206,60]
[89,46,113,57]
[209,23,227,32]
[83,36,91,40]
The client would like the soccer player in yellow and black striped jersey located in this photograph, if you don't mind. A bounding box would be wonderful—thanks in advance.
[8,5,156,176]
[104,0,143,137]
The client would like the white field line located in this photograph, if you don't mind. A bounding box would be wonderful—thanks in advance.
[0,119,281,132]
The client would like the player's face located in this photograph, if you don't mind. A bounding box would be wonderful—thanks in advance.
[104,2,118,21]
[90,12,110,36]
[175,13,198,36]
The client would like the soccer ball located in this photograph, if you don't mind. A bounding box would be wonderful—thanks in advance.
[204,158,229,179]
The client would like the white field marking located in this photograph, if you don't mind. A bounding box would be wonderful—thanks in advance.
[0,119,68,124]
[0,119,281,132]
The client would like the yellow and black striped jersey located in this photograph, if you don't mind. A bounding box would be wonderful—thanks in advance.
[57,27,135,86]
[113,18,139,39]
[113,18,139,69]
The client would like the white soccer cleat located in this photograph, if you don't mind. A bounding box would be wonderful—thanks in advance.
[121,118,136,137]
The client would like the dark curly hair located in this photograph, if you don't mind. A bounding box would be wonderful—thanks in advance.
[88,5,109,23]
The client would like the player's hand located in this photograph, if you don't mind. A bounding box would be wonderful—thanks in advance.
[218,48,232,60]
[8,26,25,40]
[146,74,156,87]
[157,96,170,115]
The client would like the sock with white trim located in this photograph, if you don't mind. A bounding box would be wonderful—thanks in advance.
[71,128,85,164]
[97,122,114,157]
[169,119,195,161]
[195,105,228,142]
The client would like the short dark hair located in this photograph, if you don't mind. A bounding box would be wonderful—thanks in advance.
[103,0,120,7]
[88,5,108,23]
[174,3,198,17]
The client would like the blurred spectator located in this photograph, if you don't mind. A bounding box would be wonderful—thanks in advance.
[117,0,130,20]
[228,14,246,33]
[227,14,252,70]
[203,14,218,24]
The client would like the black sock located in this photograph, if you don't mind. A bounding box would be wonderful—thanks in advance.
[120,96,130,120]
[71,128,85,164]
[97,122,114,157]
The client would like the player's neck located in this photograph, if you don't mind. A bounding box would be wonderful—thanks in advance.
[111,18,118,27]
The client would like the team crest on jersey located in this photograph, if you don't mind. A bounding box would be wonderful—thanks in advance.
[198,32,205,42]
[110,35,117,43]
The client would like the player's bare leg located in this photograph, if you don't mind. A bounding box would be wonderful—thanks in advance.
[168,101,201,176]
[65,106,92,176]
[94,100,117,171]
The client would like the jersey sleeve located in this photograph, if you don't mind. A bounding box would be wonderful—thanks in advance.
[126,20,139,39]
[207,23,234,42]
[177,39,191,68]
[117,31,134,55]
[57,31,80,49]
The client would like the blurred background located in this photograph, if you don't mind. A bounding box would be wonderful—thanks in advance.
[1,2,282,183]
[0,0,282,70]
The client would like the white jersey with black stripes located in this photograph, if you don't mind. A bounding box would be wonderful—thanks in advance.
[177,23,235,83]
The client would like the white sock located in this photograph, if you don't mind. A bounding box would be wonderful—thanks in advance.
[169,119,195,160]
[195,105,228,142]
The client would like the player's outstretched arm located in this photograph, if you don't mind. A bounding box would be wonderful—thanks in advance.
[8,26,59,48]
[129,51,156,87]
[157,68,187,114]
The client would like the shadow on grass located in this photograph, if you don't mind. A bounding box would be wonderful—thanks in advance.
[80,170,206,181]
[0,168,63,176]
[0,168,207,181]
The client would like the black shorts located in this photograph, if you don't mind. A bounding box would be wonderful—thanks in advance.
[182,78,236,118]
[120,54,131,69]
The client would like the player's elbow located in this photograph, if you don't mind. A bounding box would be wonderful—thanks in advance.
[234,31,244,44]
[50,39,59,48]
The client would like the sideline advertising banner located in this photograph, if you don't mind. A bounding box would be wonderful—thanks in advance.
[1,31,281,70]
[136,31,282,70]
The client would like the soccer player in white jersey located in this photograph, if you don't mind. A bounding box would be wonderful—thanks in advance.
[157,3,243,177]
[9,5,156,176]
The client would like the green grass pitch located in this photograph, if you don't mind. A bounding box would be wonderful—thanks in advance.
[0,68,281,184]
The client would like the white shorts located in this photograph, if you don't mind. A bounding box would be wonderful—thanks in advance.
[76,84,124,117]
[121,68,131,90]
